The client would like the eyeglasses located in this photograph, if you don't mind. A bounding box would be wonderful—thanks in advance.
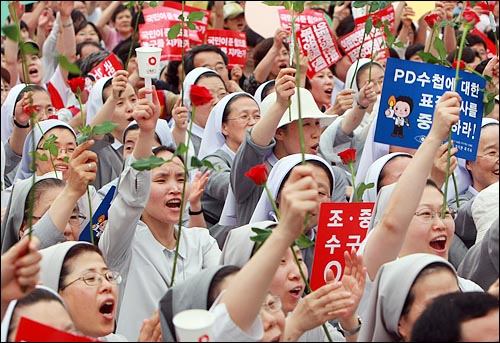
[261,294,282,313]
[60,270,122,291]
[37,145,76,156]
[28,105,57,120]
[32,213,86,227]
[226,113,261,123]
[477,151,499,160]
[205,63,227,74]
[414,208,457,223]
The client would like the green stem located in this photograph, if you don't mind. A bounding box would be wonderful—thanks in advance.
[264,184,280,219]
[443,23,470,217]
[291,245,333,342]
[425,26,436,54]
[119,3,142,98]
[180,1,185,105]
[349,25,370,89]
[349,161,357,202]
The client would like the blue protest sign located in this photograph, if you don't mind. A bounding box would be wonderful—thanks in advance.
[374,58,485,161]
[79,185,115,244]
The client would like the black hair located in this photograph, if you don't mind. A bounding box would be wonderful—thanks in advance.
[112,36,140,67]
[152,145,184,165]
[1,67,11,84]
[405,44,425,61]
[59,243,105,291]
[111,4,132,23]
[76,41,104,57]
[207,266,240,309]
[411,292,499,342]
[252,38,289,70]
[261,80,276,101]
[464,32,486,50]
[395,95,414,113]
[75,20,103,42]
[194,71,227,91]
[377,154,412,193]
[76,50,112,77]
[15,85,48,104]
[165,60,182,94]
[446,46,478,64]
[388,47,400,59]
[183,44,229,74]
[244,27,264,48]
[474,57,491,74]
[22,178,66,228]
[71,9,86,28]
[336,15,355,39]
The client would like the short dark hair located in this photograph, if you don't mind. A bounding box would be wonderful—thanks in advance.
[411,291,499,342]
[465,32,486,50]
[76,41,103,57]
[183,44,229,74]
[405,44,425,60]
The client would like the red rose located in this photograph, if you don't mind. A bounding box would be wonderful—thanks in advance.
[245,163,268,186]
[338,148,357,164]
[190,84,213,106]
[424,13,440,28]
[452,60,466,70]
[68,77,86,94]
[462,9,480,26]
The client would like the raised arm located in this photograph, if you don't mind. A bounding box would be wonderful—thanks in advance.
[221,164,320,332]
[57,1,77,83]
[252,28,290,84]
[364,91,461,280]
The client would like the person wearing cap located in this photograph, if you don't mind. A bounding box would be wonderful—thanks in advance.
[223,2,247,32]
[225,68,348,227]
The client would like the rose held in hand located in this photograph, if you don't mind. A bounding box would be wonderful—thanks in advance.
[68,77,86,94]
[245,164,269,186]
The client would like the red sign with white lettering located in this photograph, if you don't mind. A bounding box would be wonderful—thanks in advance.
[87,53,123,82]
[310,202,374,291]
[297,19,342,79]
[139,22,190,61]
[206,30,247,68]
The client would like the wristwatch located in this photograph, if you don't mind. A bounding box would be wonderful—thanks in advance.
[338,315,362,336]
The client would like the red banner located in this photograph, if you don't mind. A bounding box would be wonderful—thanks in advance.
[206,30,247,68]
[297,19,342,79]
[310,202,374,291]
[143,2,210,44]
[87,53,123,82]
[338,25,388,63]
[15,317,101,342]
[139,22,190,61]
[354,5,395,32]
[278,9,325,31]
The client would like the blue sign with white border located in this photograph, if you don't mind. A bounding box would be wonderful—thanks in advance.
[374,58,485,161]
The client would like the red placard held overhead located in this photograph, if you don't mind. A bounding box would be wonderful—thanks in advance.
[87,53,123,81]
[278,9,325,31]
[310,202,374,291]
[338,25,388,63]
[15,317,101,342]
[206,30,247,68]
[297,19,342,79]
[354,5,395,32]
[139,21,190,61]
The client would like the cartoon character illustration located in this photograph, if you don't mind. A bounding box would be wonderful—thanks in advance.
[385,95,413,138]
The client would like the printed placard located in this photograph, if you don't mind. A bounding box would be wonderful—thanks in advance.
[338,25,388,63]
[15,317,101,342]
[354,5,395,32]
[278,9,325,31]
[297,19,342,79]
[374,58,486,161]
[206,30,247,68]
[87,53,123,82]
[139,22,190,61]
[143,2,210,44]
[310,202,374,291]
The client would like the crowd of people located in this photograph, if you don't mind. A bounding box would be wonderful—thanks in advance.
[1,1,499,342]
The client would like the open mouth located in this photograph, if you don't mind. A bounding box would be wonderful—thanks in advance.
[166,199,181,208]
[279,63,287,69]
[429,236,446,251]
[29,67,38,75]
[289,286,303,298]
[325,89,332,95]
[99,300,115,320]
[55,164,69,172]
[310,144,319,154]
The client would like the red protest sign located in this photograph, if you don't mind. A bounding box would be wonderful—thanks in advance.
[338,25,388,63]
[354,5,395,32]
[206,30,247,68]
[149,2,210,44]
[310,202,374,291]
[87,53,123,82]
[278,9,325,31]
[297,20,342,79]
[15,317,101,342]
[139,22,190,61]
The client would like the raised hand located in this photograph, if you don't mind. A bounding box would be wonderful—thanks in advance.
[274,67,296,109]
[111,70,130,100]
[66,139,98,197]
[429,91,461,141]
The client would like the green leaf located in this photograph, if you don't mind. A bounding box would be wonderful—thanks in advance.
[175,142,188,156]
[252,227,273,235]
[364,17,373,35]
[63,156,70,163]
[20,42,39,56]
[187,11,206,21]
[417,51,441,65]
[56,55,81,75]
[262,1,283,6]
[187,22,196,30]
[131,155,166,171]
[294,233,315,249]
[433,37,447,63]
[355,182,374,203]
[168,24,181,40]
[190,156,204,168]
[283,1,293,10]
[91,121,118,135]
[394,41,405,48]
[484,99,494,116]
[125,1,135,9]
[2,24,21,42]
[353,1,368,8]
[292,1,305,13]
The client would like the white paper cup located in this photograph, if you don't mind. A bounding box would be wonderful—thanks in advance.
[173,309,215,342]
[135,46,162,78]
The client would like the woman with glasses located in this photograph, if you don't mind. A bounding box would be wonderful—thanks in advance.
[198,92,261,232]
[38,241,161,342]
[1,139,97,253]
[358,92,483,322]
